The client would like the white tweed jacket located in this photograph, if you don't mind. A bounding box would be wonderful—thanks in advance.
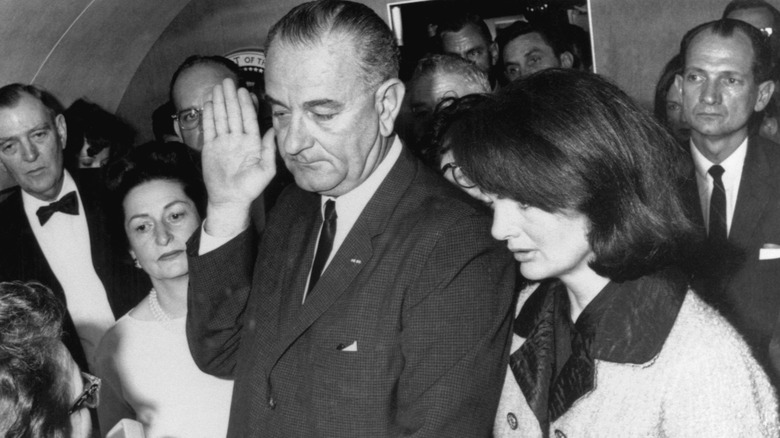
[495,288,780,438]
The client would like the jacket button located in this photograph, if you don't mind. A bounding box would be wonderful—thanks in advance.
[268,396,276,409]
[554,429,567,438]
[506,412,518,430]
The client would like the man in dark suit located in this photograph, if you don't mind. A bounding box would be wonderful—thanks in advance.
[185,1,516,436]
[0,84,148,372]
[675,19,780,384]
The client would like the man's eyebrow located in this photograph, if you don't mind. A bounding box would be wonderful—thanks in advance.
[264,95,286,107]
[0,122,49,142]
[303,99,343,111]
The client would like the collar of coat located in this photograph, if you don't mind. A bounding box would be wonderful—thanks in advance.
[510,268,688,430]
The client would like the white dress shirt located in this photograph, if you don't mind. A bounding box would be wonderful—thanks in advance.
[690,137,748,236]
[23,171,115,368]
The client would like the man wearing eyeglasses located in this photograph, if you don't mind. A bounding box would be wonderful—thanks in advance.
[170,55,244,152]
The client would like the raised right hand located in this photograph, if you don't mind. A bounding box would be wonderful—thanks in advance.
[201,78,277,237]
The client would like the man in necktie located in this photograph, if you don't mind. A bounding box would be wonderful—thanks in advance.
[185,1,516,436]
[675,19,780,387]
[0,84,148,372]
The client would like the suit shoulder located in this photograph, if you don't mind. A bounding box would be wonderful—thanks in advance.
[405,164,491,222]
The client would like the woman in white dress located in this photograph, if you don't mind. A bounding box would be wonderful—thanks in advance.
[95,142,233,437]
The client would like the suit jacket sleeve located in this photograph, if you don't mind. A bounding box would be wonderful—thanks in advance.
[397,211,516,436]
[186,227,257,378]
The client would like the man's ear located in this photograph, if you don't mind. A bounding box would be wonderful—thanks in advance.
[54,114,67,150]
[375,78,405,137]
[559,51,574,69]
[489,41,499,66]
[754,80,776,112]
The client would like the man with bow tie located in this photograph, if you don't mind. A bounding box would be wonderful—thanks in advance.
[0,83,147,372]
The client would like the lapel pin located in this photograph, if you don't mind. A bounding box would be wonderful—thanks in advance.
[350,258,362,264]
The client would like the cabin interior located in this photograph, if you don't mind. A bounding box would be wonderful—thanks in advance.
[0,0,734,189]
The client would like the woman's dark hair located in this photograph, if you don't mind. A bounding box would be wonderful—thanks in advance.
[447,68,698,282]
[63,99,136,170]
[106,141,206,246]
[653,54,683,124]
[424,93,495,168]
[0,281,72,438]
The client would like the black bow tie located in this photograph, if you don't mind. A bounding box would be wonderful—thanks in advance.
[36,191,79,225]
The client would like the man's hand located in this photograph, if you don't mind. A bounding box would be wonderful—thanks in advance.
[201,78,277,237]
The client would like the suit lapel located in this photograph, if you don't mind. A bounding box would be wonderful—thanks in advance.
[275,198,319,332]
[730,137,772,246]
[267,145,419,370]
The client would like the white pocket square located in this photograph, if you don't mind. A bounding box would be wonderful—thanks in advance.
[337,341,358,352]
[759,246,780,260]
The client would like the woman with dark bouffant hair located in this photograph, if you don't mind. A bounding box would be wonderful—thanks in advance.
[94,142,232,437]
[442,69,778,437]
[0,281,96,438]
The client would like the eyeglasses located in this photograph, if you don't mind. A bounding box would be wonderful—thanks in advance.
[68,372,101,415]
[172,107,204,130]
[441,162,477,189]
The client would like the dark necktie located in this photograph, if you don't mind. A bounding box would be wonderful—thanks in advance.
[308,199,337,295]
[36,191,79,226]
[708,165,727,244]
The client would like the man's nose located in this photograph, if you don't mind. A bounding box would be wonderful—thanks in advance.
[20,139,39,162]
[281,115,312,155]
[700,80,722,105]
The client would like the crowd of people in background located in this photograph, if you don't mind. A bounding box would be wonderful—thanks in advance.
[2,0,780,437]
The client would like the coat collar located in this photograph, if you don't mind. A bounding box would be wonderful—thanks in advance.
[511,269,688,428]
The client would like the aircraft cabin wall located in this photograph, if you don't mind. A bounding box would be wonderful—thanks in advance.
[0,0,769,190]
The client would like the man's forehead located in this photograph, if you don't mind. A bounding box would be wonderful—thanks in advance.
[685,29,755,69]
[507,32,553,55]
[173,64,235,108]
[265,37,367,103]
[0,94,52,130]
[442,25,489,49]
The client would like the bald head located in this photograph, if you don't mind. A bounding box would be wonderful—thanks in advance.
[170,59,240,151]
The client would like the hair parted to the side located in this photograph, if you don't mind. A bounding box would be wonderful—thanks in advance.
[0,281,71,438]
[264,0,399,88]
[105,141,206,247]
[0,83,64,122]
[680,18,773,84]
[447,69,699,282]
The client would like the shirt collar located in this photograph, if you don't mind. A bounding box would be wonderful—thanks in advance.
[321,135,402,230]
[22,170,79,215]
[690,136,748,186]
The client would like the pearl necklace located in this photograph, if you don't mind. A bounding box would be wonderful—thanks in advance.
[148,288,173,322]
